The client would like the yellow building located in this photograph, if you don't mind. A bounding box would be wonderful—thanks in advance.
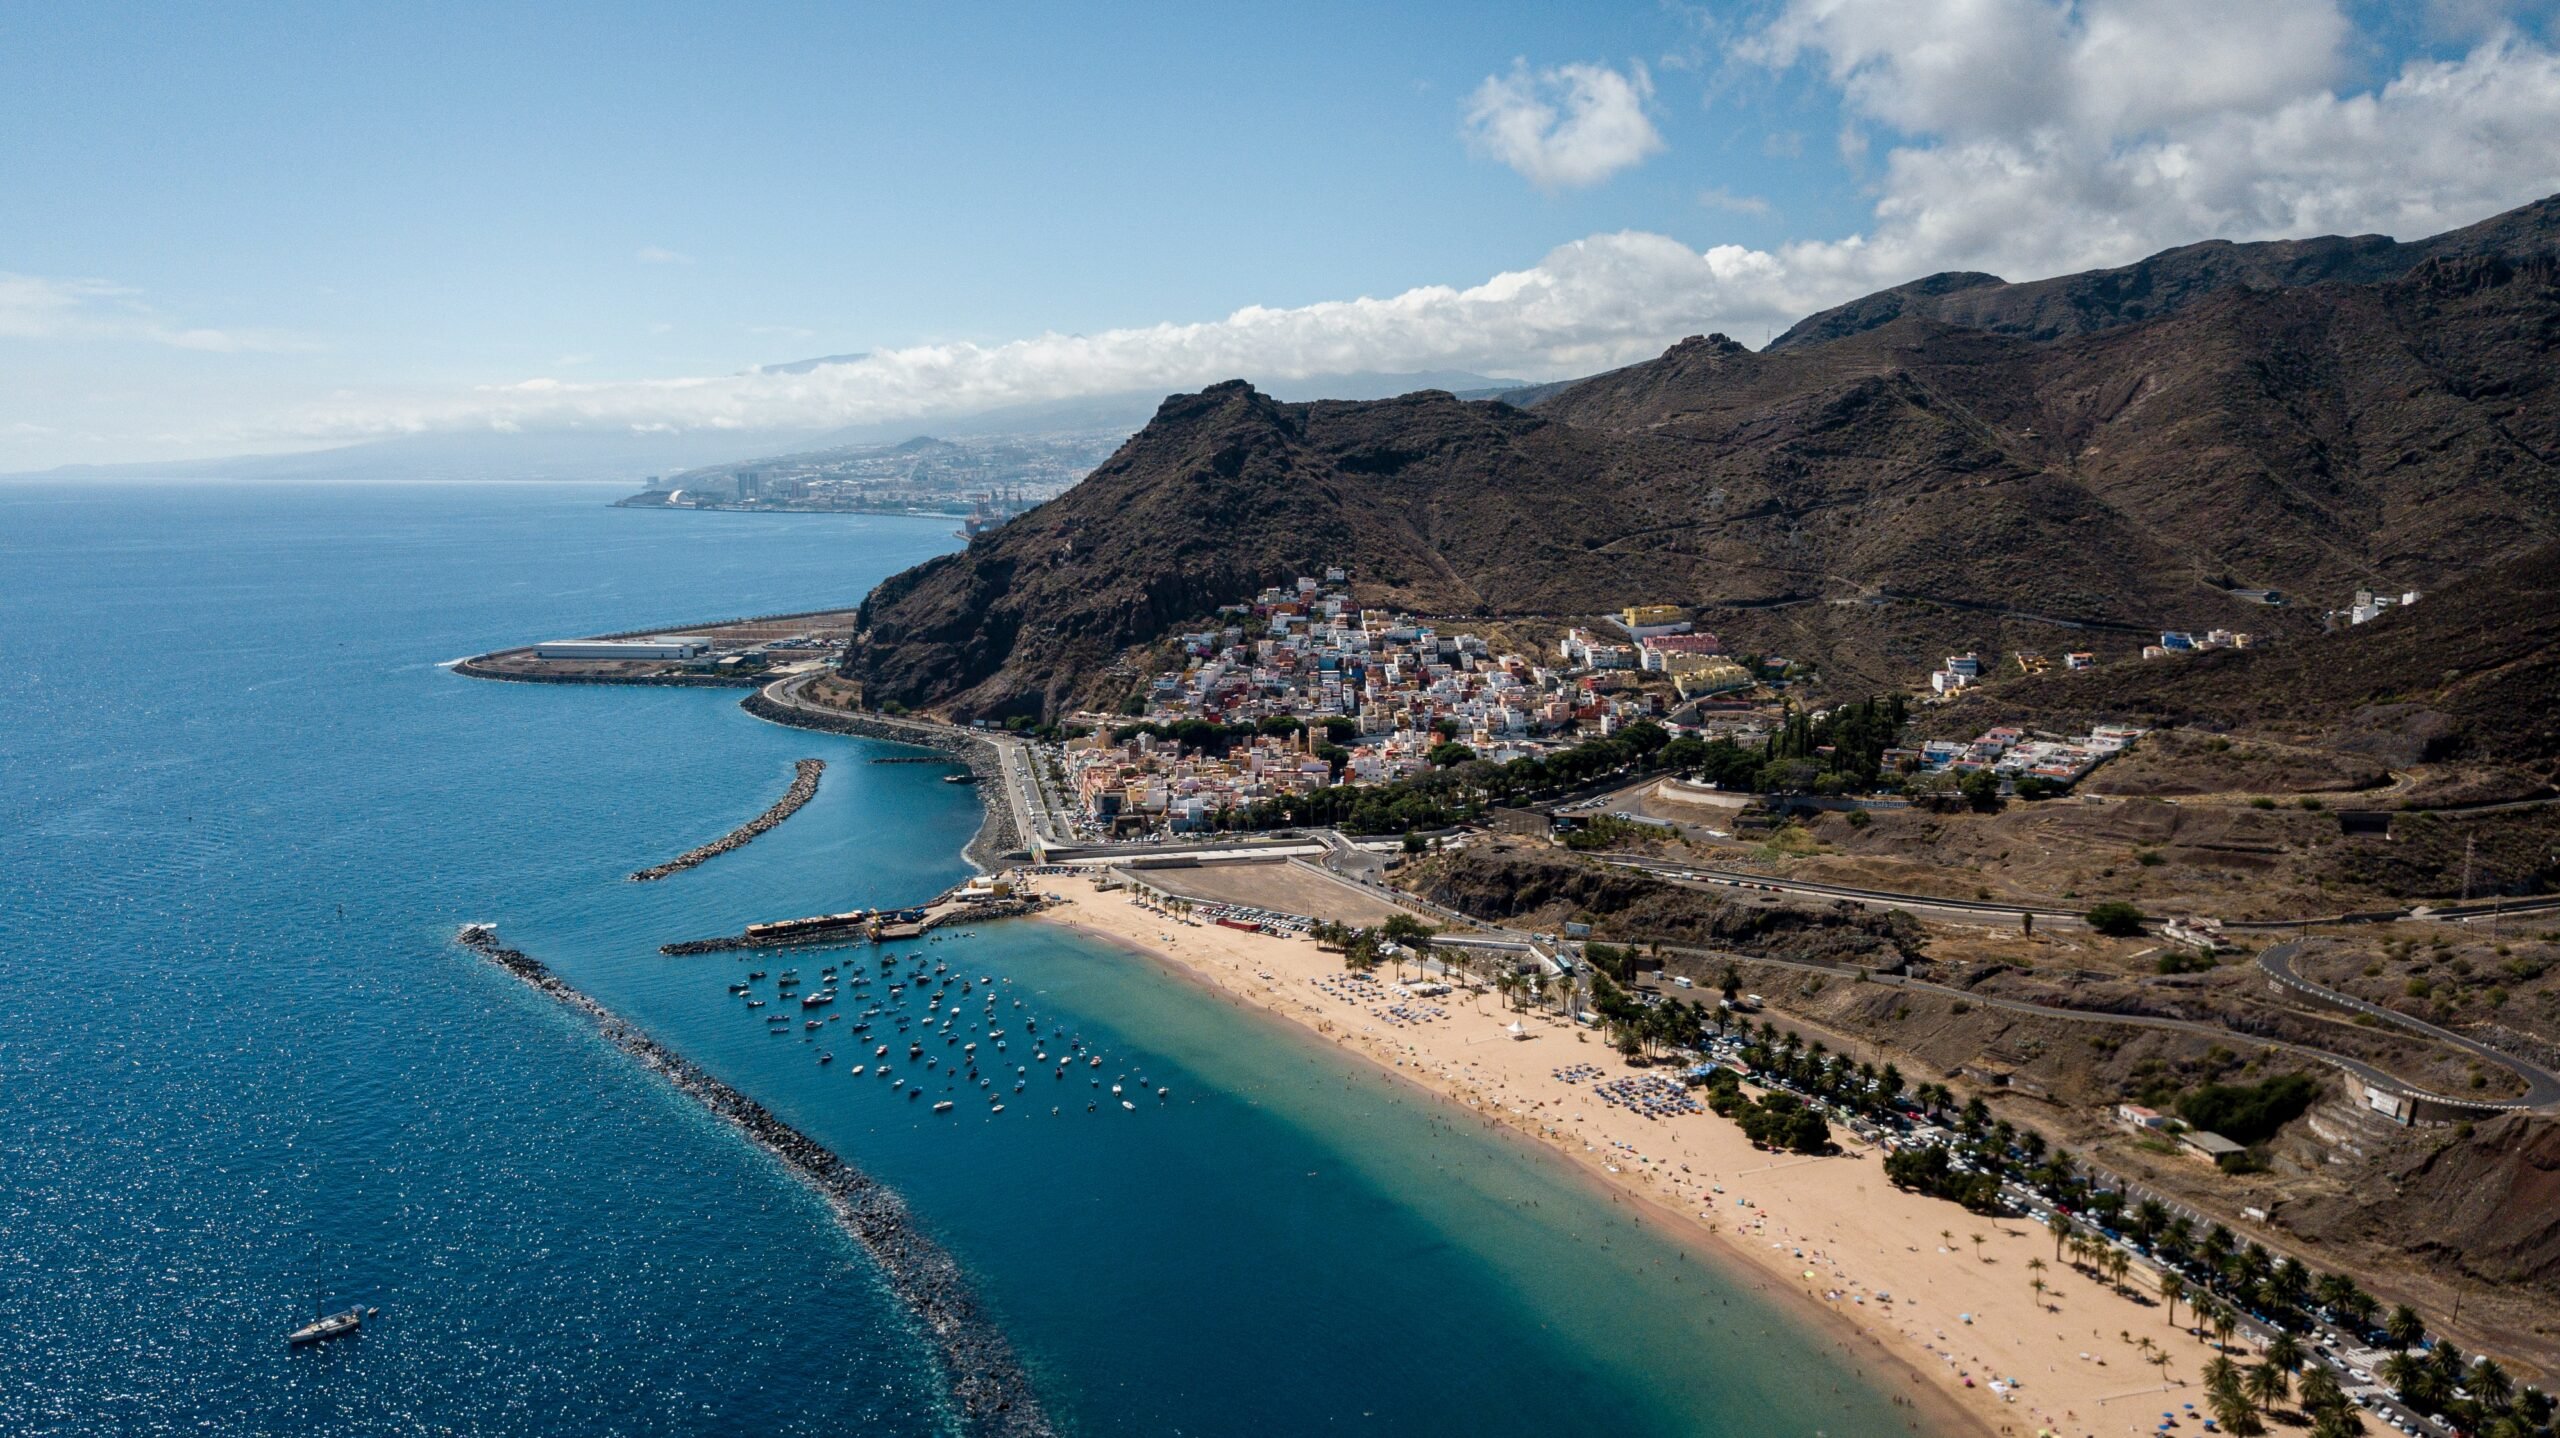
[1670,658,1753,698]
[1621,604,1686,629]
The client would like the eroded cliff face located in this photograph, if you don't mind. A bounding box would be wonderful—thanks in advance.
[2285,1112,2560,1299]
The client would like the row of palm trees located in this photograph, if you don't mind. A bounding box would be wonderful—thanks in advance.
[1718,1007,2550,1436]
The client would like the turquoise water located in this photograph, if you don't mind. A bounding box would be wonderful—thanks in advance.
[0,481,1920,1436]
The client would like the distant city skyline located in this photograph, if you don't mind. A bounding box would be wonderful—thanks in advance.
[6,0,2559,469]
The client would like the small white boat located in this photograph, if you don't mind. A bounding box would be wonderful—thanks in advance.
[1121,1100,1135,1111]
[933,1100,954,1113]
[287,1306,366,1347]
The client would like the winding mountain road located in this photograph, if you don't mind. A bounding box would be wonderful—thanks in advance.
[2257,939,2560,1109]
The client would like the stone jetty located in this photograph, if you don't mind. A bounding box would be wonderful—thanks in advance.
[659,891,1049,955]
[629,758,825,882]
[455,923,1055,1438]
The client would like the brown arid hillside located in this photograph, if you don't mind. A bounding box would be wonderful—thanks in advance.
[844,199,2560,721]
[1768,192,2560,350]
[1952,535,2560,776]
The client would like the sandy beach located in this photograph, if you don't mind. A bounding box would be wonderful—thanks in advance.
[1033,871,2225,1438]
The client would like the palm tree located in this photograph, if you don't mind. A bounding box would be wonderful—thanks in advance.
[2263,1333,2303,1376]
[2308,1410,2364,1438]
[2378,1352,2427,1402]
[2161,1215,2194,1258]
[2047,1210,2074,1263]
[2211,1386,2267,1438]
[2159,1270,2186,1328]
[2134,1198,2169,1245]
[2029,1275,2049,1309]
[2104,1248,2131,1292]
[1939,1228,1954,1250]
[2210,1301,2238,1352]
[2384,1303,2425,1351]
[2200,1223,2235,1272]
[2295,1363,2345,1417]
[2468,1355,2513,1412]
[2244,1359,2289,1411]
[1969,1232,1987,1263]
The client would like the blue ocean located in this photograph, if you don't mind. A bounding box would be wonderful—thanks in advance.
[0,480,1919,1436]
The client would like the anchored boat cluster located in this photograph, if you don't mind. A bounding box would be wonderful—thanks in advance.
[455,923,1055,1438]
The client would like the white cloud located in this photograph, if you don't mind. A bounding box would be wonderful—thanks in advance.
[262,232,1806,443]
[635,246,694,265]
[0,271,294,352]
[1745,1,2560,280]
[59,3,2560,460]
[1699,186,1773,215]
[1463,61,1665,188]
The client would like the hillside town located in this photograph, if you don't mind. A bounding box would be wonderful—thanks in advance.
[1051,571,2145,838]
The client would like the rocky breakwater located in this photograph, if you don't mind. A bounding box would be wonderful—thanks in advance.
[659,891,1052,956]
[741,690,1018,867]
[455,923,1055,1438]
[630,759,825,882]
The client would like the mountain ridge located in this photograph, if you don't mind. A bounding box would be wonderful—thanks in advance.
[843,198,2560,723]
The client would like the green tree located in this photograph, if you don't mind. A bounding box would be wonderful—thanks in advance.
[1959,767,2003,811]
[2086,900,2148,937]
[2244,1359,2289,1411]
[2383,1304,2425,1351]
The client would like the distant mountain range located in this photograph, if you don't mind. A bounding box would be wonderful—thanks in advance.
[7,370,1531,486]
[844,194,2560,721]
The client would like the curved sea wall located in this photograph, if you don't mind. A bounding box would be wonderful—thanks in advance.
[630,758,825,882]
[739,691,1019,867]
[456,924,1055,1438]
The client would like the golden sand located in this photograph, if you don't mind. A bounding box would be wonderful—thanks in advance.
[1034,871,2225,1438]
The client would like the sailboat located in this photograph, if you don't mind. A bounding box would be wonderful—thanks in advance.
[287,1305,365,1347]
[286,1243,373,1347]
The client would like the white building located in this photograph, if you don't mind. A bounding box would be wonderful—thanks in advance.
[534,637,709,660]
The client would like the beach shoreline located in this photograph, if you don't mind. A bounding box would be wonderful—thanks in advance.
[1031,873,2217,1438]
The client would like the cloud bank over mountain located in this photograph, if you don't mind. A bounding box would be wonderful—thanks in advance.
[26,1,2560,460]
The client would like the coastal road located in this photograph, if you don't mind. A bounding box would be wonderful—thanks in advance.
[1597,854,2092,927]
[2257,939,2560,1109]
[756,672,1056,856]
[1657,937,2551,1118]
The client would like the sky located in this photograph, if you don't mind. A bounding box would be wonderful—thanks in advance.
[6,0,2560,470]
